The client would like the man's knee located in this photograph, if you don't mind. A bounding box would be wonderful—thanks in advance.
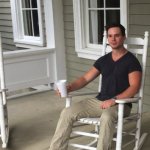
[61,107,72,118]
[60,106,78,121]
[100,110,117,123]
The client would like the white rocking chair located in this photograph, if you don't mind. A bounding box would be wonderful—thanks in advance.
[0,33,9,148]
[65,31,149,150]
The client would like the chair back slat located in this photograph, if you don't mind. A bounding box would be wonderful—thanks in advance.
[124,37,144,45]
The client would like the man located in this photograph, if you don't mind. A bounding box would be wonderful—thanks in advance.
[49,23,142,150]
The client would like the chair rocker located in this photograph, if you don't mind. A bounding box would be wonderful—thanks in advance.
[65,31,149,150]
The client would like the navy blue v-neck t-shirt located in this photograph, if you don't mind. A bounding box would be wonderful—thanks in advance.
[94,51,142,101]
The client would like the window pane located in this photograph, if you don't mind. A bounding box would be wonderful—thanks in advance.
[22,0,31,8]
[87,0,121,45]
[22,0,37,8]
[106,10,120,25]
[23,10,33,36]
[106,0,120,8]
[89,10,104,44]
[22,0,39,37]
[98,11,104,43]
[88,0,103,8]
[32,10,39,36]
[31,0,37,8]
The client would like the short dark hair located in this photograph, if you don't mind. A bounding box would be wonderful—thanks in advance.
[105,23,126,36]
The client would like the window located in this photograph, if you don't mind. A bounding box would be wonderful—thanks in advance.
[73,0,128,60]
[10,0,44,46]
[22,0,40,38]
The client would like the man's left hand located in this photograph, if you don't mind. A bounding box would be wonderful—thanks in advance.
[100,99,116,109]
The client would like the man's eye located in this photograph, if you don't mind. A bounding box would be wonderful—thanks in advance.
[116,34,120,37]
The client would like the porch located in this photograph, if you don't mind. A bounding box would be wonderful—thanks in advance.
[2,90,150,150]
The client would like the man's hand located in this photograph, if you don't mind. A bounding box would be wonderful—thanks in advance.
[55,88,61,97]
[100,99,116,109]
[55,84,71,97]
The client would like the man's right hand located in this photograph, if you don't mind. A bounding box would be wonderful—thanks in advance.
[55,88,61,97]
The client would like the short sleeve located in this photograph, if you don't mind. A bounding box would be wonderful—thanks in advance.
[93,57,102,71]
[128,55,142,73]
[93,53,110,72]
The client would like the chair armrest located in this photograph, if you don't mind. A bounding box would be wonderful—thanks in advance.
[115,97,141,104]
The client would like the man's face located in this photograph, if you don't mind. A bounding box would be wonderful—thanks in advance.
[107,27,126,50]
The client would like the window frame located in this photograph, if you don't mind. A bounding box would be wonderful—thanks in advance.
[73,0,128,60]
[10,0,44,47]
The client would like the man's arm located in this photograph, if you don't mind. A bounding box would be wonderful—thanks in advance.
[116,71,142,99]
[100,71,142,109]
[67,67,100,93]
[56,67,100,96]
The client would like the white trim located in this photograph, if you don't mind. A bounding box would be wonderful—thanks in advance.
[51,0,66,80]
[73,0,84,53]
[73,0,128,60]
[77,48,103,60]
[3,48,55,91]
[43,0,55,48]
[120,0,128,35]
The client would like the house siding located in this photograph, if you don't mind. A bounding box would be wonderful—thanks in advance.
[0,0,16,51]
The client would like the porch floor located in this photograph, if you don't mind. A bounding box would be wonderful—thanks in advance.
[1,90,150,150]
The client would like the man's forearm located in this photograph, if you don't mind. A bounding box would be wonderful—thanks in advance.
[68,77,88,93]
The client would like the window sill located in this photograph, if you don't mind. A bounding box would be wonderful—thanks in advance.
[4,47,54,59]
[75,48,103,60]
[14,39,45,49]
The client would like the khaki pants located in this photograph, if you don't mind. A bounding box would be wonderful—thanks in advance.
[49,98,131,150]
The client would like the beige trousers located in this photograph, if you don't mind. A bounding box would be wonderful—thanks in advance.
[49,98,131,150]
